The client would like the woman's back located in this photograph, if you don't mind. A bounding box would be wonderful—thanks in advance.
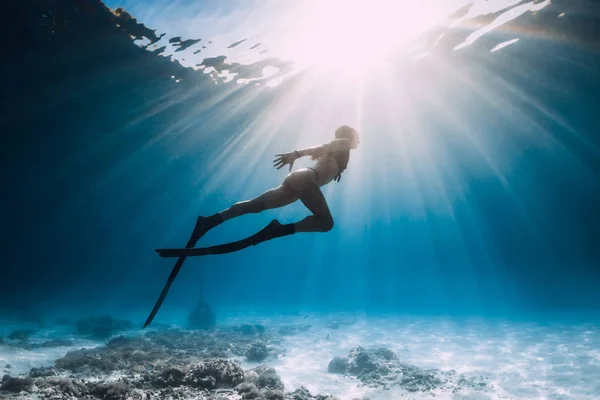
[313,149,350,186]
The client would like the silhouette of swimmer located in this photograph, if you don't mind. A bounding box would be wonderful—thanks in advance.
[145,126,360,327]
[202,125,359,240]
[158,125,361,256]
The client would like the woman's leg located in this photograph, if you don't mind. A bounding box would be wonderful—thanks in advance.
[219,185,298,221]
[190,185,298,245]
[293,185,334,233]
[190,168,331,246]
[235,172,334,244]
[282,168,334,233]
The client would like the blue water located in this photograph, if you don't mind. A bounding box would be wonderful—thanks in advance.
[1,1,599,398]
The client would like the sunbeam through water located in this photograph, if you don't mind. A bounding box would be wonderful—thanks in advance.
[1,0,599,399]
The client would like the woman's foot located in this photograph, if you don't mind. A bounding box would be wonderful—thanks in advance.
[188,214,223,247]
[250,219,295,245]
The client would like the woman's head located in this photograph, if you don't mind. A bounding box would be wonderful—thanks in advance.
[335,125,360,149]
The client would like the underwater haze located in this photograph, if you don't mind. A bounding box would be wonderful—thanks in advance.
[1,0,599,399]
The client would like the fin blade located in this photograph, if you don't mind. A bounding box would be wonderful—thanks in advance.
[143,255,186,328]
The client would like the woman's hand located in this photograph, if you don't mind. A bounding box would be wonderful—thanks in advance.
[273,152,299,172]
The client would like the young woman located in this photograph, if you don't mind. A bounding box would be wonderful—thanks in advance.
[189,125,361,245]
[146,126,360,327]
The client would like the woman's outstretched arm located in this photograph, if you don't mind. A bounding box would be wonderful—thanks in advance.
[295,138,353,159]
[273,138,352,171]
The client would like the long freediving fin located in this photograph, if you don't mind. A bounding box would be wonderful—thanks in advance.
[146,220,294,328]
[143,253,187,328]
[143,216,208,328]
[155,219,294,258]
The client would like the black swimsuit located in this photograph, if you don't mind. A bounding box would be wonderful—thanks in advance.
[307,151,348,184]
[307,167,319,182]
[330,150,349,180]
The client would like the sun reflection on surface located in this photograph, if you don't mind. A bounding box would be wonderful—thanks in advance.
[106,0,564,87]
[275,0,451,73]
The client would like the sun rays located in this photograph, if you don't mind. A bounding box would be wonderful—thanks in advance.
[269,0,451,73]
[98,0,595,308]
[119,0,583,235]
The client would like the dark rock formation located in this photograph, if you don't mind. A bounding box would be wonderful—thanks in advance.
[243,369,259,384]
[254,366,284,391]
[372,348,398,361]
[55,348,121,373]
[90,381,131,400]
[289,386,313,400]
[0,324,347,400]
[329,347,442,391]
[75,315,132,339]
[235,381,262,399]
[287,386,341,400]
[326,346,488,394]
[235,366,296,399]
[327,356,348,374]
[346,346,383,376]
[396,363,442,392]
[187,300,216,330]
[56,335,171,374]
[262,387,285,399]
[29,367,58,378]
[7,329,35,341]
[185,359,244,389]
[42,377,85,397]
[0,377,34,392]
[246,342,269,362]
[53,327,284,377]
[153,367,186,387]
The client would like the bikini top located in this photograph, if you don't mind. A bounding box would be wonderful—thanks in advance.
[331,150,350,180]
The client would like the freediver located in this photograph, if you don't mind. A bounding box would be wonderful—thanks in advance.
[186,124,361,248]
[145,125,360,327]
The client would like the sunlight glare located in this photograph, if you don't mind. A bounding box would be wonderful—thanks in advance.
[283,0,450,72]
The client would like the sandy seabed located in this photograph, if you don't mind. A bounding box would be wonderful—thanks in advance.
[228,314,600,399]
[1,313,599,399]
